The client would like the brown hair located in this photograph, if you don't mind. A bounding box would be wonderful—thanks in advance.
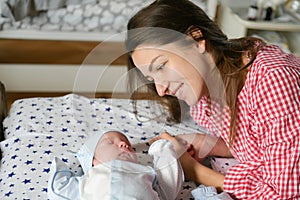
[126,0,263,145]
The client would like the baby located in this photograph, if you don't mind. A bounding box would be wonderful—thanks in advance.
[48,131,184,200]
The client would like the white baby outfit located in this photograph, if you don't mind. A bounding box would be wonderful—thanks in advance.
[48,131,184,200]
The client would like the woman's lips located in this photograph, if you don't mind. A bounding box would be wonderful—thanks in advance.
[171,83,183,95]
[174,83,184,99]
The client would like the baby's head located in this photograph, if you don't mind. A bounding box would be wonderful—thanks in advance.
[92,131,137,166]
[76,130,137,174]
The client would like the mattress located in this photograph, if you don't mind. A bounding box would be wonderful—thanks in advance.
[0,93,208,199]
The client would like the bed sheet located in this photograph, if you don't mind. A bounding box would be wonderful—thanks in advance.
[1,93,208,199]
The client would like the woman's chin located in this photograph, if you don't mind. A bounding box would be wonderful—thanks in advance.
[184,97,199,107]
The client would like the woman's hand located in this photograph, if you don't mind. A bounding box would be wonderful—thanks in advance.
[149,132,174,144]
[149,132,193,157]
[150,132,226,191]
[150,132,232,161]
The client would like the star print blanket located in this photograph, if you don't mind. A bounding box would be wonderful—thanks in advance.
[0,93,237,199]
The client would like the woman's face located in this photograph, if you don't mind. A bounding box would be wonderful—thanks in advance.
[131,43,210,106]
[93,131,137,165]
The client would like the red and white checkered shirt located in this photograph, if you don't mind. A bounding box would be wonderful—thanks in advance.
[191,45,300,199]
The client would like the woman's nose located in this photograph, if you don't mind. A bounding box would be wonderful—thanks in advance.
[155,82,168,96]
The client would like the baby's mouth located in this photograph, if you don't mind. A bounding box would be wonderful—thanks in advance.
[118,152,137,162]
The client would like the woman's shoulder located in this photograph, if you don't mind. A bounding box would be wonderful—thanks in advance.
[245,45,300,119]
[247,45,299,86]
[254,44,300,70]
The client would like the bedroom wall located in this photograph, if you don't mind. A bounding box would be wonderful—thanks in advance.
[0,36,128,97]
[0,64,127,93]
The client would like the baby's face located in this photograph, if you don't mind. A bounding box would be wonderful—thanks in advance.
[93,131,137,166]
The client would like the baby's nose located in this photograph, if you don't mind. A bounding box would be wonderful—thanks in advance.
[118,141,129,150]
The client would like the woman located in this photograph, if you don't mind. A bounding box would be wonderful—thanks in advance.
[125,0,300,199]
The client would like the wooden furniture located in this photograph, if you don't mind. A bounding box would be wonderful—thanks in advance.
[0,81,7,142]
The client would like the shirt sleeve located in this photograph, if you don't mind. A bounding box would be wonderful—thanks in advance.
[224,66,300,199]
[48,157,81,200]
[148,140,184,200]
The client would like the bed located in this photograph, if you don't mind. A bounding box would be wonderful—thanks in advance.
[0,91,203,199]
[0,86,239,199]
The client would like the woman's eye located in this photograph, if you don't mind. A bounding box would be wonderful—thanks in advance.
[156,62,166,70]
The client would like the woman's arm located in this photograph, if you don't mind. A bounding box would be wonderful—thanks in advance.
[175,133,233,161]
[179,152,225,192]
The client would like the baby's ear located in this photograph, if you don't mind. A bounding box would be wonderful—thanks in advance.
[92,157,98,166]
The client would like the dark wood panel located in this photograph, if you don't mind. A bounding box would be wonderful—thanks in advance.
[0,81,7,142]
[0,39,127,65]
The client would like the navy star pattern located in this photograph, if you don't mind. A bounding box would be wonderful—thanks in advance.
[0,94,206,199]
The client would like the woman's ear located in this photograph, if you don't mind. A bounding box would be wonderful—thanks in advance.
[186,25,206,54]
[197,39,206,54]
